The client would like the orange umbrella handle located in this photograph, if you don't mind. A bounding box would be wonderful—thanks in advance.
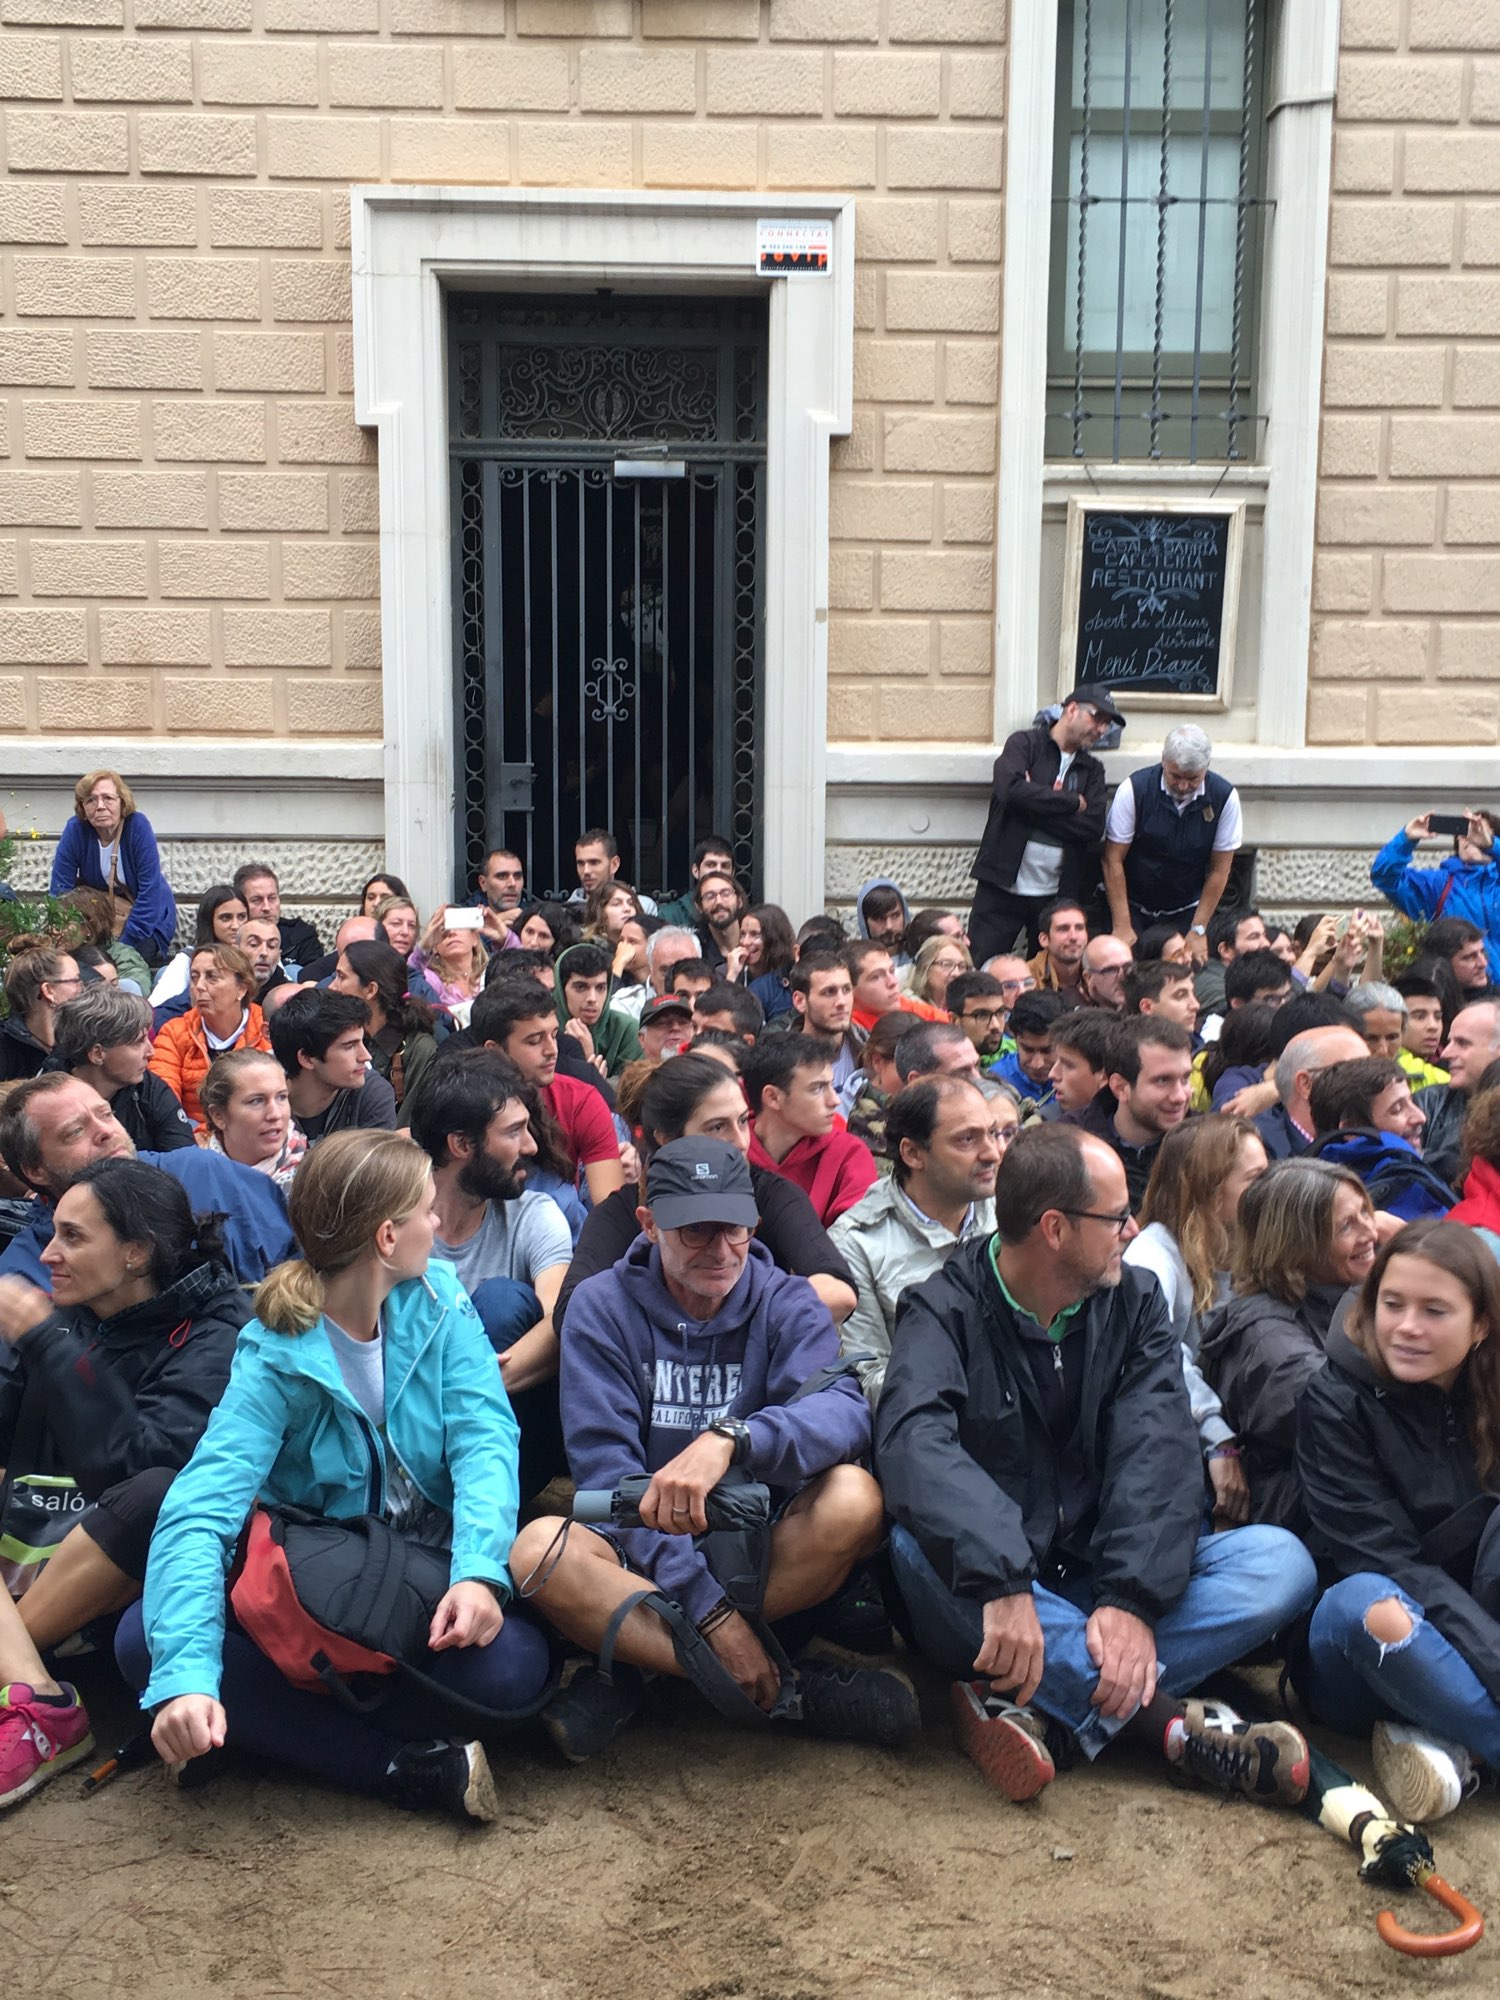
[1377,1874,1485,1957]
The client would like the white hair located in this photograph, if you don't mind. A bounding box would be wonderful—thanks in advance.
[1346,981,1404,1020]
[646,925,700,972]
[1163,725,1212,774]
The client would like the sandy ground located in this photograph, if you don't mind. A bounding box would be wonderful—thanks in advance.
[3,1655,1496,2000]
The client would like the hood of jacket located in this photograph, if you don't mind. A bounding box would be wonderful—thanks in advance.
[1451,1153,1500,1229]
[855,876,911,938]
[87,1257,250,1352]
[552,942,640,1071]
[1199,1281,1347,1368]
[613,1232,781,1342]
[1309,1127,1419,1176]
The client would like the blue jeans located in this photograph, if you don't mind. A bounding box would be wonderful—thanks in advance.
[1306,1571,1500,1765]
[890,1523,1317,1759]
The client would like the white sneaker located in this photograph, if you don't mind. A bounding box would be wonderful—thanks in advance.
[1371,1720,1477,1823]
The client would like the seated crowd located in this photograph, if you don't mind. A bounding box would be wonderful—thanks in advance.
[2,777,1499,1847]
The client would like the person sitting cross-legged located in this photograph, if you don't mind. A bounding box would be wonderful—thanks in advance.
[510,1137,919,1764]
[877,1123,1318,1807]
[743,1035,878,1227]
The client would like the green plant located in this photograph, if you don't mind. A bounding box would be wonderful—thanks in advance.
[1376,914,1429,980]
[0,825,87,971]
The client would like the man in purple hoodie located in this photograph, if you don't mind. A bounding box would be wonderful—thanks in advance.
[511,1137,920,1762]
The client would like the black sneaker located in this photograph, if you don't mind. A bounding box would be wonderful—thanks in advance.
[382,1738,498,1821]
[540,1667,641,1765]
[1173,1699,1310,1808]
[796,1659,921,1748]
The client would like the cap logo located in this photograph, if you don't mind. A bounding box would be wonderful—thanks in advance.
[692,1162,712,1180]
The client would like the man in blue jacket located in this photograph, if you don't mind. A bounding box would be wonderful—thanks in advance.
[510,1137,919,1762]
[1372,810,1500,986]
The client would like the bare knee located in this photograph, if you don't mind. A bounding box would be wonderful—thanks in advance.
[508,1514,569,1592]
[1365,1596,1414,1646]
[801,1463,885,1556]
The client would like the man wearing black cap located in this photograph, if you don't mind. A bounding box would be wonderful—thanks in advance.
[510,1136,919,1763]
[637,991,695,1062]
[968,685,1123,966]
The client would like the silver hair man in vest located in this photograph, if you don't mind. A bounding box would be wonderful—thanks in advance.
[1101,726,1244,968]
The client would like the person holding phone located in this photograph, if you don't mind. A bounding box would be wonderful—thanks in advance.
[1372,811,1500,986]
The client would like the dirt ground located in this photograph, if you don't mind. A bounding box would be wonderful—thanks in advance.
[3,1656,1496,2000]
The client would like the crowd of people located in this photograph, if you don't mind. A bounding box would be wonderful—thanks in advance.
[2,730,1500,1846]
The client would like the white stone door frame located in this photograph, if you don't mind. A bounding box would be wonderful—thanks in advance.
[350,186,854,922]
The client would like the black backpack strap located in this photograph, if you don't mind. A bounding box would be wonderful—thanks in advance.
[596,1583,799,1728]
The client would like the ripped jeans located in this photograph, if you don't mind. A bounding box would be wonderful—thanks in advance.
[1306,1572,1500,1766]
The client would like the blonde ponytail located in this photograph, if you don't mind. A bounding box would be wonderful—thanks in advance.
[254,1129,431,1336]
[253,1258,328,1336]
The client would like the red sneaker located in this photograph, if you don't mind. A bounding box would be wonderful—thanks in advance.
[950,1681,1055,1801]
[0,1682,95,1810]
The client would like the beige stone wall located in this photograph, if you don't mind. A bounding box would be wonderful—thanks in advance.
[1313,0,1500,748]
[0,0,1005,747]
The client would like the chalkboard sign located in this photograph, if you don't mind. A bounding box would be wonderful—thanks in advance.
[1058,497,1245,712]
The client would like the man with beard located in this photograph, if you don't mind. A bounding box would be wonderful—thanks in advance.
[692,870,744,973]
[1071,1016,1194,1209]
[786,949,865,1092]
[410,1049,574,1496]
[237,915,286,1001]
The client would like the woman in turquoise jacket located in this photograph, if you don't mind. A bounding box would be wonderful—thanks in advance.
[1371,811,1500,985]
[114,1128,553,1822]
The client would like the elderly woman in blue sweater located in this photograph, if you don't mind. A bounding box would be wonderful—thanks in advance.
[49,770,177,966]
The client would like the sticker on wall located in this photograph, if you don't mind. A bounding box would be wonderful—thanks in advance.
[755,220,831,275]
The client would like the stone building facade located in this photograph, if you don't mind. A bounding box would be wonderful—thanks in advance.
[0,0,1494,934]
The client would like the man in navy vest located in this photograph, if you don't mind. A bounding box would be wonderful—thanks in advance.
[1101,726,1242,965]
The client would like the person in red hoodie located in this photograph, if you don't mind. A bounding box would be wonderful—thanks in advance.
[846,941,948,1035]
[743,1036,878,1227]
[1446,1079,1500,1248]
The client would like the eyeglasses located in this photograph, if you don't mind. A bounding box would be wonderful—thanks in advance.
[997,977,1036,995]
[1057,1207,1133,1236]
[963,1006,1006,1024]
[675,1222,753,1248]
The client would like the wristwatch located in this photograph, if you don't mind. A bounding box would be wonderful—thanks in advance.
[1189,924,1207,936]
[708,1418,752,1465]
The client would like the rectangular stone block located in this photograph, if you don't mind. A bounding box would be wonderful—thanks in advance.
[1409,0,1500,48]
[766,126,877,190]
[1329,202,1455,267]
[1325,274,1390,336]
[152,402,267,463]
[224,608,332,667]
[1322,345,1446,408]
[881,550,993,611]
[24,400,140,460]
[769,0,878,38]
[135,0,249,22]
[1336,54,1463,122]
[515,0,628,31]
[2,0,120,18]
[644,0,758,33]
[1377,684,1499,742]
[1463,204,1500,266]
[209,189,324,249]
[1312,554,1374,614]
[1445,488,1500,544]
[79,186,197,247]
[1334,131,1397,193]
[262,0,376,25]
[388,117,511,182]
[1314,620,1429,679]
[945,343,999,404]
[158,541,271,598]
[826,682,875,739]
[1397,275,1500,336]
[1473,63,1500,125]
[1406,135,1500,193]
[199,42,318,105]
[948,198,1003,262]
[281,543,380,599]
[831,52,940,117]
[0,36,62,97]
[92,471,207,528]
[517,124,633,187]
[1340,0,1400,46]
[6,109,127,173]
[0,329,76,387]
[888,0,1004,42]
[334,333,356,396]
[215,333,325,394]
[853,340,937,404]
[100,607,210,664]
[1390,416,1500,476]
[163,676,274,733]
[15,255,135,317]
[885,271,999,333]
[942,485,996,544]
[641,123,756,189]
[950,52,1007,119]
[269,262,352,326]
[829,620,932,678]
[831,409,876,471]
[1316,486,1437,545]
[70,38,192,99]
[1455,347,1500,407]
[391,0,510,27]
[1386,554,1500,614]
[138,114,257,177]
[884,412,997,473]
[0,185,68,242]
[38,675,151,731]
[583,48,698,113]
[286,678,383,735]
[829,549,873,610]
[0,546,16,597]
[876,681,993,740]
[218,472,328,532]
[888,127,1003,190]
[0,471,81,525]
[146,259,261,321]
[342,607,381,666]
[1306,684,1370,744]
[328,44,443,108]
[267,118,382,182]
[854,199,941,262]
[708,49,822,115]
[87,330,202,390]
[829,480,934,541]
[338,477,380,537]
[30,540,146,596]
[0,605,86,662]
[1320,416,1383,478]
[1437,624,1500,678]
[276,403,374,466]
[452,45,568,110]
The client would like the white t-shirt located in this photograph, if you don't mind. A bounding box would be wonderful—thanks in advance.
[1106,775,1243,852]
[1013,751,1076,898]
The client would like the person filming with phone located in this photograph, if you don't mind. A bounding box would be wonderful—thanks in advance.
[1372,810,1500,987]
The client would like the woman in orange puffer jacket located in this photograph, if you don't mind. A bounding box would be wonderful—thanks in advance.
[149,942,270,1132]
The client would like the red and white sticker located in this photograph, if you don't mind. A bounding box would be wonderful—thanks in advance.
[756,219,832,275]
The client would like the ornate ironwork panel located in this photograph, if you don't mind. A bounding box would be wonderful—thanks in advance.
[449,293,767,902]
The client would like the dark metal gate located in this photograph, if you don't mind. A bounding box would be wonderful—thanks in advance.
[448,292,768,903]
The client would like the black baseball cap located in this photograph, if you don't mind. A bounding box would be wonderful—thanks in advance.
[1064,684,1127,727]
[641,993,694,1025]
[646,1137,760,1229]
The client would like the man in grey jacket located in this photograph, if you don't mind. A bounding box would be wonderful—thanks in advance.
[833,1077,1001,1408]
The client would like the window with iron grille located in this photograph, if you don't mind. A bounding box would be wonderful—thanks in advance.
[1047,0,1270,465]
